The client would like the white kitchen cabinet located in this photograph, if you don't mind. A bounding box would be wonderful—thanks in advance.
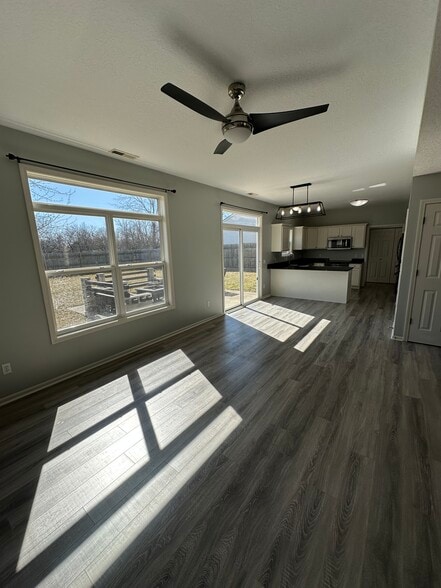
[327,225,337,238]
[305,227,318,249]
[287,223,368,251]
[351,224,367,248]
[292,226,306,250]
[271,224,292,252]
[327,225,343,238]
[317,226,328,249]
[328,225,352,238]
[349,263,362,288]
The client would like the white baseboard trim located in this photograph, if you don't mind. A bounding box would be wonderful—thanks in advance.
[0,314,222,408]
[262,293,272,299]
[391,335,404,341]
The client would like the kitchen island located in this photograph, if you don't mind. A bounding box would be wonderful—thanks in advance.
[268,261,353,303]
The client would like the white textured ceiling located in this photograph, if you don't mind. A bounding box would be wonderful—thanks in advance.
[0,0,438,208]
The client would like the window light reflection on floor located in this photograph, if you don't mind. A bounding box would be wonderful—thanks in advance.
[294,319,331,352]
[229,307,299,341]
[17,350,241,588]
[47,349,195,451]
[247,300,314,328]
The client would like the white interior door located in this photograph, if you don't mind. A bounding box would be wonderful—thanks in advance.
[367,228,396,283]
[409,201,441,346]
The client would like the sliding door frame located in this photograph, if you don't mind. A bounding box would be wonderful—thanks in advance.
[221,207,262,313]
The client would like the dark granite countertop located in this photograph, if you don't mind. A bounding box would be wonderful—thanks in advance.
[268,257,364,271]
[268,261,352,272]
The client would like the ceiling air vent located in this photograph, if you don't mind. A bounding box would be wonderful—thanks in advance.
[110,148,139,160]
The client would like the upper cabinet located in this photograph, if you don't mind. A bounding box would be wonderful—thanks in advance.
[271,224,292,252]
[351,224,367,248]
[327,225,352,238]
[317,226,328,249]
[305,227,318,250]
[296,223,368,250]
[293,226,306,250]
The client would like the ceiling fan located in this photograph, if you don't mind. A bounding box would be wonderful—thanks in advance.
[161,81,329,154]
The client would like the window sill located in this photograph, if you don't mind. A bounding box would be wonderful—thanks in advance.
[51,303,175,344]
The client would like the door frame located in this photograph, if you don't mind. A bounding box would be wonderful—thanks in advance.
[401,197,441,342]
[220,206,263,313]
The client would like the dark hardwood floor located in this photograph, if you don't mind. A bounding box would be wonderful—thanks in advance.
[0,284,440,587]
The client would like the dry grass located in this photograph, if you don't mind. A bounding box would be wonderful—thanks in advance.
[49,274,96,329]
[224,271,257,293]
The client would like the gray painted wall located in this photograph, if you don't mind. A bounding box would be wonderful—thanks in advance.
[0,125,277,398]
[289,200,408,227]
[394,172,441,338]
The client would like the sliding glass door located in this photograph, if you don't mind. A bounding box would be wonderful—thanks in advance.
[222,208,260,311]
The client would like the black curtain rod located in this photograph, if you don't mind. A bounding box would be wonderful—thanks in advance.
[5,153,176,194]
[220,201,268,215]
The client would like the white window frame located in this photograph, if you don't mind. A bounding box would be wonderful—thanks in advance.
[20,163,175,343]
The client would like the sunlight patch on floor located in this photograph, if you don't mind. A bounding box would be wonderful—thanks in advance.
[18,403,149,569]
[17,350,240,587]
[247,300,315,328]
[48,350,195,451]
[147,369,222,449]
[30,406,242,586]
[294,319,331,352]
[229,307,299,341]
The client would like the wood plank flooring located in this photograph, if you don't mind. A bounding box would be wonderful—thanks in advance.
[0,284,440,587]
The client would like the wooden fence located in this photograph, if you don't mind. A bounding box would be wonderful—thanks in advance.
[223,243,256,272]
[42,248,161,270]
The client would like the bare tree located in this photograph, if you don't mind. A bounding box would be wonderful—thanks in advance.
[113,193,160,257]
[30,179,75,244]
[29,179,74,204]
[113,193,157,215]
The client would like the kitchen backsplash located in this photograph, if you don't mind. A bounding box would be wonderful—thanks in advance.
[302,249,366,261]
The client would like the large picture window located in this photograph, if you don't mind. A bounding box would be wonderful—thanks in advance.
[21,165,173,342]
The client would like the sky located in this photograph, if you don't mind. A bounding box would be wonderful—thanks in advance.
[29,178,158,229]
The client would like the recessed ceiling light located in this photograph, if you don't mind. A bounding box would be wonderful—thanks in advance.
[352,188,365,192]
[369,182,386,188]
[350,199,369,207]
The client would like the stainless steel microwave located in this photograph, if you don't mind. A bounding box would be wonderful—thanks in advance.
[327,237,352,250]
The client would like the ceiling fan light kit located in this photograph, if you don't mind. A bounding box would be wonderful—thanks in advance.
[161,81,329,154]
[276,183,326,219]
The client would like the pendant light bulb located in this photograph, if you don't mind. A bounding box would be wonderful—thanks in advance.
[281,209,285,216]
[290,208,294,215]
[317,204,321,212]
[307,206,311,213]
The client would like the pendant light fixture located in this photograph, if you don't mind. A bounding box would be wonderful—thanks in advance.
[275,183,325,219]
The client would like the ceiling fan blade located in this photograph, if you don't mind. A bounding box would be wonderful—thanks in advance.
[214,139,232,154]
[250,104,329,135]
[161,83,229,123]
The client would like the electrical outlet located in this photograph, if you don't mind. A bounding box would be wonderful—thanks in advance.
[2,363,12,375]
